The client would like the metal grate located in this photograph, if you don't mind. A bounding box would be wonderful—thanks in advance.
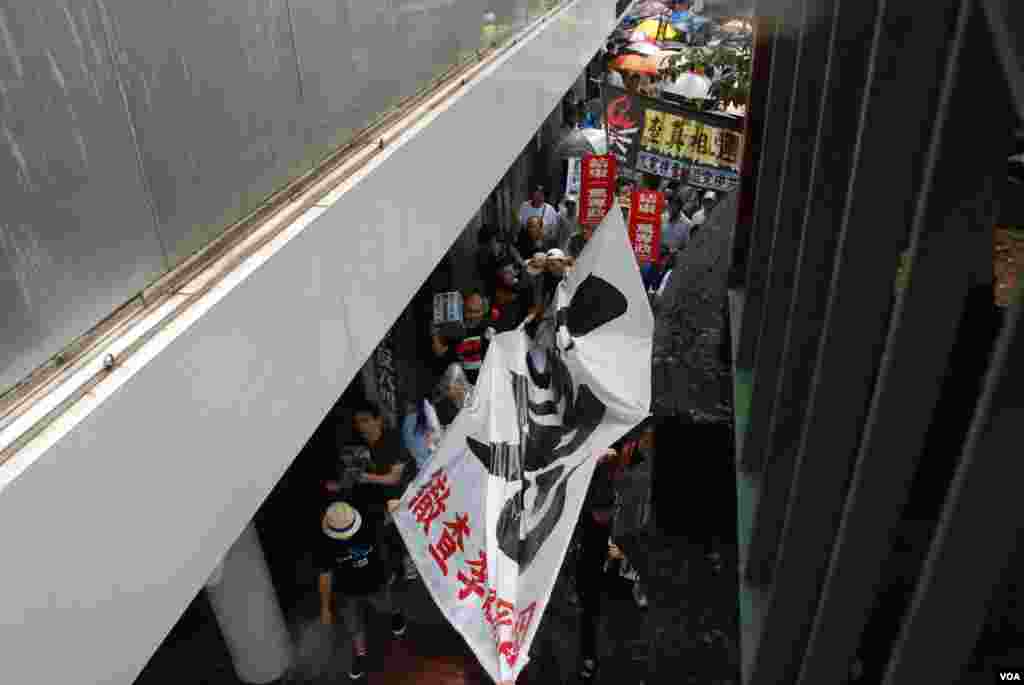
[730,0,1022,683]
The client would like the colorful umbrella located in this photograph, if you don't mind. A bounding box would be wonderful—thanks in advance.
[554,127,608,159]
[663,71,712,99]
[627,29,658,44]
[633,18,681,40]
[623,41,662,56]
[611,53,662,76]
[627,0,670,20]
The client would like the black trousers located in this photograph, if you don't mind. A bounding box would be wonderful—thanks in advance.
[576,512,611,660]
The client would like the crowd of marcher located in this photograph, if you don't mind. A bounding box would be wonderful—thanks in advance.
[310,167,725,681]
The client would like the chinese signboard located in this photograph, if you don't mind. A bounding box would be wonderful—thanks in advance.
[688,164,741,193]
[604,88,645,168]
[603,85,744,183]
[374,326,398,427]
[394,205,652,685]
[629,189,664,264]
[578,154,617,226]
[565,157,582,199]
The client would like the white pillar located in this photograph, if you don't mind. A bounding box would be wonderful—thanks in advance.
[205,523,292,684]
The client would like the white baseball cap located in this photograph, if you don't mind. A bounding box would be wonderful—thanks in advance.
[704,190,717,200]
[546,248,567,261]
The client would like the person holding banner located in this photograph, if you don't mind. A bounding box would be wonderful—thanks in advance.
[433,362,473,429]
[610,419,657,611]
[576,447,621,681]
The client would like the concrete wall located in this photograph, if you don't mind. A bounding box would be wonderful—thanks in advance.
[0,0,542,394]
[0,1,617,682]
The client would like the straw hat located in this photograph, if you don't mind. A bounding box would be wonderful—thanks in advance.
[323,501,362,540]
[526,252,547,276]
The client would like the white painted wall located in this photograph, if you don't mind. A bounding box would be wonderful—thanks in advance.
[0,1,616,683]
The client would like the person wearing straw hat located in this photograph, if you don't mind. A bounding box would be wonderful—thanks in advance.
[318,497,407,681]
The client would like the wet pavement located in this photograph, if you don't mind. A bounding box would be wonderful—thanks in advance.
[135,515,739,685]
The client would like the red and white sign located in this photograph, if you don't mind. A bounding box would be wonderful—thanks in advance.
[394,202,653,684]
[578,154,617,226]
[628,189,664,264]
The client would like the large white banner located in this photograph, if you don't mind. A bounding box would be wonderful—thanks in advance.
[394,200,653,683]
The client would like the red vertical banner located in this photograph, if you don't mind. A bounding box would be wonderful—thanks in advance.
[578,154,617,226]
[628,189,664,264]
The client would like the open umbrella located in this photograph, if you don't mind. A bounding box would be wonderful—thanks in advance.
[627,0,670,20]
[612,53,662,76]
[633,18,681,41]
[627,29,658,44]
[622,41,661,56]
[662,71,712,99]
[554,127,607,159]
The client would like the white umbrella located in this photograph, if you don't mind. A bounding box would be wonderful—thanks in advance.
[554,127,607,159]
[663,71,712,99]
[623,42,661,56]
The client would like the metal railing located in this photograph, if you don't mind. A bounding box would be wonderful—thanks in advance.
[728,0,1022,682]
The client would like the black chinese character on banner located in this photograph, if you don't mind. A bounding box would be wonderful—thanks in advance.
[643,115,664,149]
[718,131,739,165]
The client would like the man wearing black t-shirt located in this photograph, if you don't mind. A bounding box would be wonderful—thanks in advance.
[353,402,415,586]
[353,403,414,505]
[318,496,407,680]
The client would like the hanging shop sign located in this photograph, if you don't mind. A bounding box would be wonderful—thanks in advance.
[578,154,617,226]
[688,164,741,193]
[604,87,645,169]
[565,157,583,199]
[603,85,744,182]
[628,189,664,264]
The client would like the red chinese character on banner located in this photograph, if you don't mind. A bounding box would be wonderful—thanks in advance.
[443,512,471,552]
[499,641,519,668]
[456,549,488,600]
[409,468,450,535]
[489,597,515,630]
[431,512,472,575]
[482,588,497,625]
[514,602,537,646]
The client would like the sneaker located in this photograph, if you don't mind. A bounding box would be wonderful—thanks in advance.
[579,657,598,681]
[632,582,649,610]
[349,653,367,680]
[391,612,407,637]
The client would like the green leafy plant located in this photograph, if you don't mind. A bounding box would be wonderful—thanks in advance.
[660,44,752,111]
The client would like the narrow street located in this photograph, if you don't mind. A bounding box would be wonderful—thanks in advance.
[136,519,739,685]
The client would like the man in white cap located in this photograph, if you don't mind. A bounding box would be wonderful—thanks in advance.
[319,497,407,681]
[691,190,717,230]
